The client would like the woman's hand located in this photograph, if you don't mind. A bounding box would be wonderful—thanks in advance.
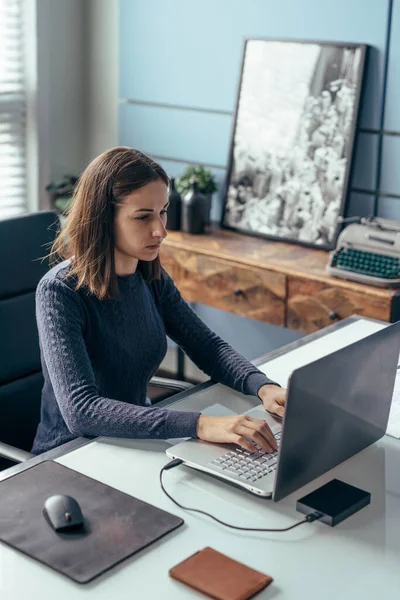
[258,384,287,418]
[196,414,278,453]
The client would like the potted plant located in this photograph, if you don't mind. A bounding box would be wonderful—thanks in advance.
[46,175,78,214]
[176,165,217,224]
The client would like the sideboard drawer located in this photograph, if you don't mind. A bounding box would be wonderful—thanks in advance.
[287,277,391,333]
[160,247,286,325]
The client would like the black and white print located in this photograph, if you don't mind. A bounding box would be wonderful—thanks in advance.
[222,40,366,249]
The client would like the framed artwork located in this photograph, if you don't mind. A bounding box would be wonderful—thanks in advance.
[221,39,367,250]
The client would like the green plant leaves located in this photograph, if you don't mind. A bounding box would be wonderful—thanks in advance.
[176,165,217,196]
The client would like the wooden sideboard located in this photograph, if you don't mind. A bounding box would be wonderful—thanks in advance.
[160,228,400,334]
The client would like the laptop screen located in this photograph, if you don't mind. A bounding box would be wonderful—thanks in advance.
[273,321,400,501]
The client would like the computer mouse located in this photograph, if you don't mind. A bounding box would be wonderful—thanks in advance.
[43,494,84,532]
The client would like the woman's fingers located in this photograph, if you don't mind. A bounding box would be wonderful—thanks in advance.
[196,414,279,453]
[233,418,278,453]
[267,401,285,418]
[234,430,274,453]
[233,435,262,453]
[243,416,278,451]
[249,429,275,453]
[258,385,287,417]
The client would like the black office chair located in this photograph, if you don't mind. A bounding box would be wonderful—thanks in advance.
[0,211,192,470]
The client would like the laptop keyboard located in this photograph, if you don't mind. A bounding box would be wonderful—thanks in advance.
[209,431,281,482]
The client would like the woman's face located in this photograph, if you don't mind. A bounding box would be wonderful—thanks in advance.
[113,179,169,275]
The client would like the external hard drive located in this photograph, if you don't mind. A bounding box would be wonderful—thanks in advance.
[296,479,371,526]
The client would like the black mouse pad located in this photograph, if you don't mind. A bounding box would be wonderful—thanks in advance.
[0,460,183,584]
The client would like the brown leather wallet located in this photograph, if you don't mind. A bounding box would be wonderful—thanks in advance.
[169,546,273,600]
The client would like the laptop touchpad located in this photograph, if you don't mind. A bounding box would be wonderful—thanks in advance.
[245,407,282,434]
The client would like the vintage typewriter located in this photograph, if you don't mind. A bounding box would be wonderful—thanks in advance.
[327,216,400,288]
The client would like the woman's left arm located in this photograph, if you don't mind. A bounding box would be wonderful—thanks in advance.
[159,273,284,407]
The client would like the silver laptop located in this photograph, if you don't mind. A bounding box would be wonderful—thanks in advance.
[166,321,400,501]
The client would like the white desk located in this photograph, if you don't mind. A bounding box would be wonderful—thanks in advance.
[2,316,400,599]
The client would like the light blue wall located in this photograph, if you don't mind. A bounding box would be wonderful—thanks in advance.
[118,0,400,223]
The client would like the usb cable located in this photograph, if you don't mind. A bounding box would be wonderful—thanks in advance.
[160,459,321,533]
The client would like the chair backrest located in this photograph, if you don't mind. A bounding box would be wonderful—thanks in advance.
[0,211,59,451]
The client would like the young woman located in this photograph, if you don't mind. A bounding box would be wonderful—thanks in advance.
[32,147,286,455]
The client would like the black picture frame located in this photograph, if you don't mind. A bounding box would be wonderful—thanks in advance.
[221,38,368,251]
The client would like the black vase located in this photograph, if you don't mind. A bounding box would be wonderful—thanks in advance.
[166,178,181,231]
[181,181,207,234]
[204,193,212,225]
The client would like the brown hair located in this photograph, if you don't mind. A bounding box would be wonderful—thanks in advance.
[51,147,169,299]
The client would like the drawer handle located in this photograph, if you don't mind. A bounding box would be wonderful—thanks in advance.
[329,311,340,320]
[233,288,245,298]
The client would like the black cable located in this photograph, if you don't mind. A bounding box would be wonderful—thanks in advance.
[160,459,321,533]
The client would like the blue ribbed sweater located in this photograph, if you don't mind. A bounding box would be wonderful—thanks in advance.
[31,261,275,454]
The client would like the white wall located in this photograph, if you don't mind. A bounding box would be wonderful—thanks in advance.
[34,0,118,209]
[85,0,119,162]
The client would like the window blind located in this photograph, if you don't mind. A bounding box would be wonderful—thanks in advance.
[0,0,26,219]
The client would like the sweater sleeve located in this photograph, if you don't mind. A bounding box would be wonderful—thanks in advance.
[159,272,279,397]
[36,278,199,440]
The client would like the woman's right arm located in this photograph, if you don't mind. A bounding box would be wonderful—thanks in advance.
[196,414,277,452]
[36,278,199,440]
[37,279,277,452]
